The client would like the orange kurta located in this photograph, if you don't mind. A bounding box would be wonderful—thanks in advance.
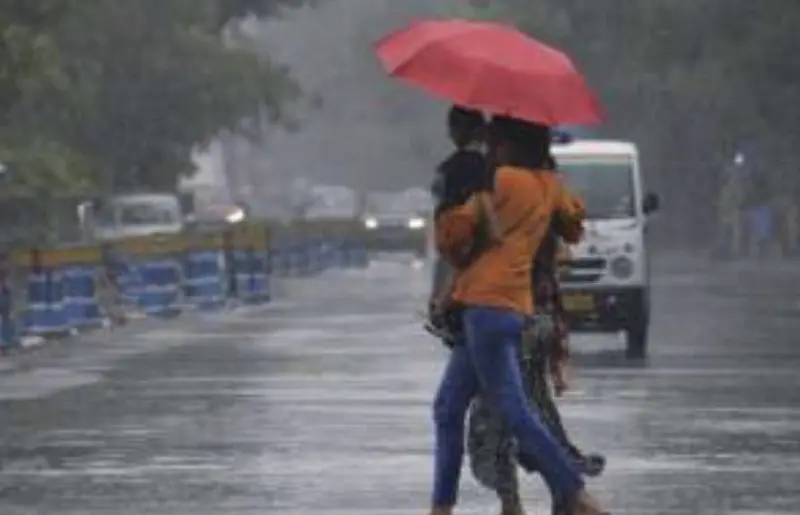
[436,166,584,315]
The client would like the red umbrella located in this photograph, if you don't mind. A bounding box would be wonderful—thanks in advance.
[374,19,603,126]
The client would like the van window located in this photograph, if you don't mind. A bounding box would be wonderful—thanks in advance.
[95,203,117,228]
[118,204,178,225]
[557,158,636,219]
[96,197,181,228]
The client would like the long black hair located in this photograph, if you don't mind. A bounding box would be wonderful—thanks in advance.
[488,115,553,170]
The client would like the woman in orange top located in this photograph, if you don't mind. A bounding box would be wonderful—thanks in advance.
[429,116,608,515]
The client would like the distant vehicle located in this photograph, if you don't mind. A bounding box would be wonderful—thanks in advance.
[78,193,191,242]
[552,139,660,358]
[303,185,359,220]
[362,191,430,256]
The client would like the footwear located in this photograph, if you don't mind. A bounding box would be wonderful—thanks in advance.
[581,453,606,478]
[499,501,526,515]
[569,490,609,515]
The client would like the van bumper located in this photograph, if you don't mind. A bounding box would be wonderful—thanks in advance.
[561,286,647,332]
[364,227,427,255]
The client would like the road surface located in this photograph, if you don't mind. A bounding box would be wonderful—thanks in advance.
[0,256,798,514]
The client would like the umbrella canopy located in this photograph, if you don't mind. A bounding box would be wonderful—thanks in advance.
[375,19,603,126]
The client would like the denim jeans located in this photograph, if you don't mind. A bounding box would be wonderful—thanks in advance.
[431,306,584,507]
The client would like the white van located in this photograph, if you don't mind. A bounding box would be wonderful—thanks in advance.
[79,193,186,242]
[552,140,660,358]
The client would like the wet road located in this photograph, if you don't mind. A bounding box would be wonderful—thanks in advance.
[0,256,799,514]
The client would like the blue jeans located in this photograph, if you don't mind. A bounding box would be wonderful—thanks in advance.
[432,306,584,507]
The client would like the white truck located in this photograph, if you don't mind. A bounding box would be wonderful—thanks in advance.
[78,193,189,242]
[553,139,660,358]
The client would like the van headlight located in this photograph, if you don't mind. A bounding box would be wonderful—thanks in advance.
[364,217,378,229]
[407,217,426,229]
[609,256,634,279]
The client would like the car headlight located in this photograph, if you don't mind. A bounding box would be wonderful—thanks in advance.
[609,256,634,279]
[407,217,426,229]
[225,208,245,224]
[364,217,378,229]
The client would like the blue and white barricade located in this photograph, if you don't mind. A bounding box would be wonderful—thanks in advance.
[106,252,143,311]
[269,240,291,277]
[316,236,335,271]
[308,235,326,274]
[298,238,312,276]
[327,236,348,269]
[130,258,183,317]
[114,266,140,310]
[62,265,103,329]
[0,222,370,348]
[184,250,226,310]
[24,269,71,336]
[343,237,368,268]
[231,248,270,304]
[287,237,309,277]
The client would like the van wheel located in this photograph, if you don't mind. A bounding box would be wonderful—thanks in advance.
[625,302,649,359]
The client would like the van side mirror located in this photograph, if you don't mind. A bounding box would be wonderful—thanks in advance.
[643,192,660,214]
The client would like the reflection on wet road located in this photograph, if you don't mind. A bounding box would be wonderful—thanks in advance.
[1,256,799,514]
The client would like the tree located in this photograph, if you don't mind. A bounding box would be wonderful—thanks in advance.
[0,1,68,115]
[215,0,324,29]
[0,0,315,200]
[478,0,800,242]
[0,0,93,204]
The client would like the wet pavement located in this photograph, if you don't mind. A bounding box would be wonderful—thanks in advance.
[0,256,799,514]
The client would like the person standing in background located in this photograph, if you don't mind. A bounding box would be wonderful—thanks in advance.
[786,193,799,257]
[774,184,799,258]
[743,171,774,259]
[95,265,126,328]
[715,170,744,259]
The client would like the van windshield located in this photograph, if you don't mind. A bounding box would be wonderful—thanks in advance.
[557,158,636,219]
[96,197,181,227]
[118,203,179,225]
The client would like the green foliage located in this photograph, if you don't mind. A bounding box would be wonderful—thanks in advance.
[0,1,69,114]
[0,0,310,201]
[472,0,800,241]
[494,1,800,162]
[0,133,98,196]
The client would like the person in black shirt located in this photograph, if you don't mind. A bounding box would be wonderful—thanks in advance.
[429,106,498,335]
